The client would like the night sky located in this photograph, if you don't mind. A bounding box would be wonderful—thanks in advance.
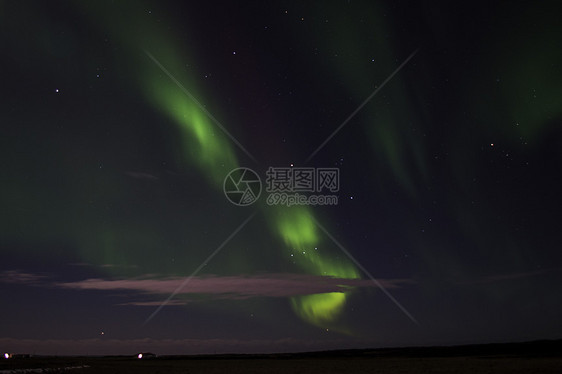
[1,1,561,355]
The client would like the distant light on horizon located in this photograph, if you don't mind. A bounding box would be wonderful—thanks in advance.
[4,353,9,359]
[137,353,143,359]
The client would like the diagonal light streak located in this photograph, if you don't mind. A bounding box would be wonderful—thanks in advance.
[144,212,257,325]
[305,48,420,163]
[311,216,420,325]
[144,49,258,164]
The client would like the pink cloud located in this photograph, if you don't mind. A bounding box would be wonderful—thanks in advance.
[116,300,188,306]
[0,270,47,285]
[0,270,414,304]
[56,273,412,300]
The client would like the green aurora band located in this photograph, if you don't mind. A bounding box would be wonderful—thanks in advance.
[273,207,360,326]
[140,49,360,330]
[83,2,362,330]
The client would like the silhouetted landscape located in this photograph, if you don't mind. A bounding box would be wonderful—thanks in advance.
[2,340,561,373]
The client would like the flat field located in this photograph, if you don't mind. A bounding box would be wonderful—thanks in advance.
[2,341,561,374]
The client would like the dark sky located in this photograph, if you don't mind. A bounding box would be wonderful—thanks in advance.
[1,1,561,355]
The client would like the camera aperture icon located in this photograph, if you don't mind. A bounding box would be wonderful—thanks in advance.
[223,168,262,206]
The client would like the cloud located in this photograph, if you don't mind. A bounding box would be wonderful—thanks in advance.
[100,263,139,269]
[0,270,414,304]
[0,270,47,285]
[68,262,139,270]
[55,273,412,301]
[116,300,188,306]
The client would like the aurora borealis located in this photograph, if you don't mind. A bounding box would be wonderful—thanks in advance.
[1,0,561,355]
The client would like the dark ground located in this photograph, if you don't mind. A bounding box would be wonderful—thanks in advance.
[1,340,561,373]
